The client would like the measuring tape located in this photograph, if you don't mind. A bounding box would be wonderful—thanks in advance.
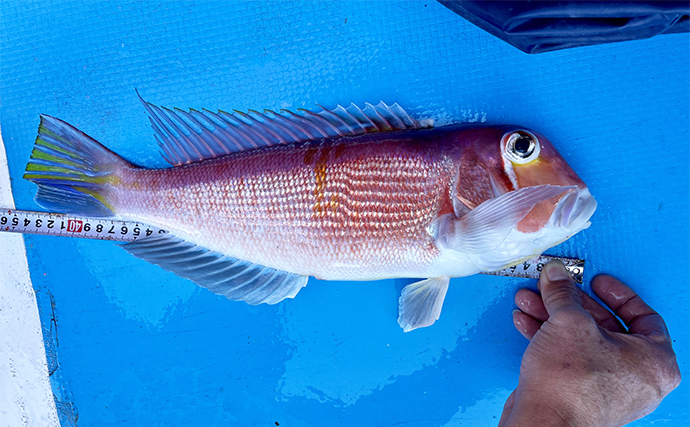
[0,208,166,243]
[483,255,585,284]
[0,208,584,282]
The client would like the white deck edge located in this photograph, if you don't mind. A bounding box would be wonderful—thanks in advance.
[0,124,60,426]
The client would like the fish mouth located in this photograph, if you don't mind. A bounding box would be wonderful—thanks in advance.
[550,187,597,232]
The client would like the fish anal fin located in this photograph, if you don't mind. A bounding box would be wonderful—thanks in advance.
[122,233,308,305]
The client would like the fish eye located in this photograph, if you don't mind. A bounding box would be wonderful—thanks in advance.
[503,130,540,164]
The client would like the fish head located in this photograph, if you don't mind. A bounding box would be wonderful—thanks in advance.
[498,128,596,235]
[446,126,596,271]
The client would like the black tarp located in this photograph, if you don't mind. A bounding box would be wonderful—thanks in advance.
[439,1,689,53]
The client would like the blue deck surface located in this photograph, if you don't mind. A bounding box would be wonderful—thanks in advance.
[1,1,688,426]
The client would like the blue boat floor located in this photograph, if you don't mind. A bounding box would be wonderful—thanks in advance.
[0,1,688,426]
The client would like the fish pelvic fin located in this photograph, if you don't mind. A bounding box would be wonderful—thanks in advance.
[23,115,130,217]
[398,277,450,332]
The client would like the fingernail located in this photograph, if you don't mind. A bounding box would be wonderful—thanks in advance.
[545,261,569,282]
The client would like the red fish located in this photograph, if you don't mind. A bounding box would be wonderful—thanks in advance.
[24,99,596,331]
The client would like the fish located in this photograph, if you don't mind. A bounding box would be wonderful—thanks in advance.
[23,97,596,331]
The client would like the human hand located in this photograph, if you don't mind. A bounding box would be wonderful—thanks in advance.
[498,261,681,427]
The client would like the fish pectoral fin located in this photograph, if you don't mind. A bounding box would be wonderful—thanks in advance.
[443,184,575,254]
[122,234,308,305]
[397,277,450,333]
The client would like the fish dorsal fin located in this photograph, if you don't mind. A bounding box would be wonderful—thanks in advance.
[122,233,308,305]
[138,93,424,166]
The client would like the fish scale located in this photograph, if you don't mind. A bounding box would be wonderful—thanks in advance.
[116,138,452,280]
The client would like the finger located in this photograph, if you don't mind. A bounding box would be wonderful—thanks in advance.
[515,288,548,322]
[537,262,590,322]
[497,389,516,427]
[515,285,623,332]
[579,289,627,333]
[592,275,671,341]
[518,266,623,332]
[512,309,542,340]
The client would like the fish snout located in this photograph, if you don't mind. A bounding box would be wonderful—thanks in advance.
[552,187,597,232]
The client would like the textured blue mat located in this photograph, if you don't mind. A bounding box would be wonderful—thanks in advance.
[1,1,688,426]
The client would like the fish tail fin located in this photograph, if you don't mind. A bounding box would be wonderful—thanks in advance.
[23,115,130,217]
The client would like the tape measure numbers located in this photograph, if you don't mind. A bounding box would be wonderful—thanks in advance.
[0,208,166,243]
[484,255,585,284]
[0,208,584,282]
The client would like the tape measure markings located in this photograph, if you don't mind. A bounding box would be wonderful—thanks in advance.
[0,208,166,243]
[484,255,585,284]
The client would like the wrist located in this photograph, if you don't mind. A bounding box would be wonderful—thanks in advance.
[504,388,596,427]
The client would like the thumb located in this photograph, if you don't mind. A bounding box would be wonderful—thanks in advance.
[538,261,589,320]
